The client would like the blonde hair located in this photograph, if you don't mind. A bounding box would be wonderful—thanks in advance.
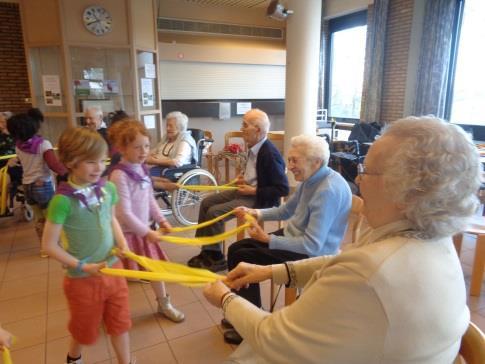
[108,119,150,149]
[58,127,107,167]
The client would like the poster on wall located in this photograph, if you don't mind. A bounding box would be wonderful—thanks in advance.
[144,64,156,79]
[236,102,251,115]
[144,114,156,129]
[141,78,154,107]
[42,75,62,106]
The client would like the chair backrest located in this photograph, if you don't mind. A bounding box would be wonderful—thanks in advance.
[188,128,206,166]
[224,131,246,152]
[341,195,364,246]
[458,322,485,364]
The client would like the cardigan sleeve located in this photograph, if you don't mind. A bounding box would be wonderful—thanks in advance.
[225,262,386,363]
[110,170,150,237]
[255,143,289,206]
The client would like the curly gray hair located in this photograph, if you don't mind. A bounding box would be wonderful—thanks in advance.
[382,116,481,239]
[166,111,188,132]
[290,135,330,166]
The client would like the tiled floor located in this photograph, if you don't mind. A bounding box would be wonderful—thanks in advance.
[0,215,286,364]
[1,216,484,363]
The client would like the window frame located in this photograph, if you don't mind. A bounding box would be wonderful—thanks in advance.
[444,0,465,120]
[324,10,367,123]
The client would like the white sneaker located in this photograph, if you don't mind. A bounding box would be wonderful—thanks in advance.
[66,356,83,364]
[157,295,185,322]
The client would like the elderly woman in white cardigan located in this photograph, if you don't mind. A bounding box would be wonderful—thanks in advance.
[146,111,197,175]
[204,116,480,364]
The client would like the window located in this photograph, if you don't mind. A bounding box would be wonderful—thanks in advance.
[324,11,367,121]
[448,0,485,126]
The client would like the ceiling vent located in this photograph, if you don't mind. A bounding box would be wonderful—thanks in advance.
[157,17,284,39]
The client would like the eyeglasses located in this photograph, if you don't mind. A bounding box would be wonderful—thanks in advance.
[357,163,381,176]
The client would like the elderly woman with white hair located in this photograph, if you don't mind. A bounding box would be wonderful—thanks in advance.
[220,134,352,344]
[146,111,197,175]
[204,116,480,363]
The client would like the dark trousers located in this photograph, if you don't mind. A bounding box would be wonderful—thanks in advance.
[227,229,308,308]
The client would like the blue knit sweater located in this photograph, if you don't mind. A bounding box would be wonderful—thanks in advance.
[261,166,352,256]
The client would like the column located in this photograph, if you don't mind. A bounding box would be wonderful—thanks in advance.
[284,0,322,143]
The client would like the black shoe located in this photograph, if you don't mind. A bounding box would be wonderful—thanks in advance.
[187,252,205,268]
[224,328,243,345]
[221,318,233,329]
[187,251,227,272]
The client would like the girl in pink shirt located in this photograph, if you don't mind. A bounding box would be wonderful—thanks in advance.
[108,120,184,322]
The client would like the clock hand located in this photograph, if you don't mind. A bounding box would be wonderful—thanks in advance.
[86,20,99,25]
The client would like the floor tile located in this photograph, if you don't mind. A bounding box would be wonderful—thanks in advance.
[128,314,167,352]
[46,332,111,364]
[8,343,45,364]
[3,315,46,351]
[47,288,68,313]
[0,274,48,301]
[46,309,70,341]
[159,301,214,340]
[169,326,233,364]
[0,292,47,323]
[131,342,177,364]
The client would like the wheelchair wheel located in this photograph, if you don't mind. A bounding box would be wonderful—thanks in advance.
[171,168,217,226]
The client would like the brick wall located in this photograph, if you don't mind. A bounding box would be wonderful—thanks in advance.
[380,0,414,123]
[0,2,31,114]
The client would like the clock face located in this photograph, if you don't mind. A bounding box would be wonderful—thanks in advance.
[83,5,112,36]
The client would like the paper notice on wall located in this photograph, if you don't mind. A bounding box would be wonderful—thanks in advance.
[141,78,154,107]
[144,64,156,79]
[42,75,62,106]
[144,114,156,129]
[236,102,251,115]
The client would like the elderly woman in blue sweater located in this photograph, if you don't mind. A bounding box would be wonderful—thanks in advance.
[223,134,352,344]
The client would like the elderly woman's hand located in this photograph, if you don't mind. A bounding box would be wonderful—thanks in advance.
[203,280,231,308]
[247,220,270,243]
[226,262,272,291]
[234,206,260,220]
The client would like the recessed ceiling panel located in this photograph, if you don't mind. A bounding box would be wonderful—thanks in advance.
[181,0,270,8]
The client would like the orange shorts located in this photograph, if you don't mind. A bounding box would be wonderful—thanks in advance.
[63,261,131,345]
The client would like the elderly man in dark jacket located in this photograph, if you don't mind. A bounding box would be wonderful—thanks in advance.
[187,109,289,272]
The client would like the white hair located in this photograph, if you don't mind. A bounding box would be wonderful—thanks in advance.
[382,116,481,239]
[290,134,330,166]
[244,109,270,134]
[166,111,188,132]
[85,106,103,118]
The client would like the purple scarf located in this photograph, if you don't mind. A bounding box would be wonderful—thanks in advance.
[16,135,44,154]
[56,179,106,210]
[109,163,151,184]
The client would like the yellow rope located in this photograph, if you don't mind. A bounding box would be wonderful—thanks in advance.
[162,211,254,246]
[101,250,225,286]
[174,178,239,191]
[2,347,12,364]
[0,154,16,161]
[0,166,8,215]
[169,209,235,233]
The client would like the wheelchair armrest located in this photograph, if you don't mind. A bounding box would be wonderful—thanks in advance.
[161,164,198,181]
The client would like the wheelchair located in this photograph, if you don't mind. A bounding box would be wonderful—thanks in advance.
[152,128,218,226]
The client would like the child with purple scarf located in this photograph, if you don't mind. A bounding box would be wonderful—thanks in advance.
[7,112,67,253]
[108,119,184,322]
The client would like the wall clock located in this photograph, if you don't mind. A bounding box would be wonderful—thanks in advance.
[83,5,113,36]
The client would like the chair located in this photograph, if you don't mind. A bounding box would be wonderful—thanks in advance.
[456,322,485,364]
[223,131,246,183]
[269,195,364,310]
[453,215,485,296]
